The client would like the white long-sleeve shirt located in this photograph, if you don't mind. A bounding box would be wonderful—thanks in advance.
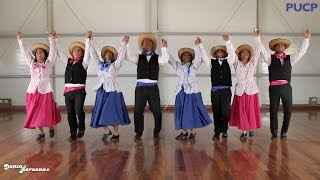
[89,41,127,92]
[18,37,57,94]
[258,36,310,66]
[167,45,203,94]
[125,44,169,83]
[55,38,90,87]
[200,41,235,68]
[229,37,262,96]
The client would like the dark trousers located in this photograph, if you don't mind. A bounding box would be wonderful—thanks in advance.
[211,88,232,134]
[134,85,162,135]
[65,89,86,136]
[269,84,292,135]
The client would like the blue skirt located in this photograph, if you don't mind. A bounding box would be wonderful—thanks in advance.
[90,87,131,128]
[174,90,212,130]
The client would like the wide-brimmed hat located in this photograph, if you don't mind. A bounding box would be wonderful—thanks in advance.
[269,38,291,51]
[31,43,49,56]
[69,42,85,56]
[210,45,227,58]
[178,48,195,61]
[138,33,157,51]
[236,44,254,60]
[101,46,118,60]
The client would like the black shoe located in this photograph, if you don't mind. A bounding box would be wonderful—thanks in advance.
[49,128,55,138]
[101,133,110,141]
[110,135,120,142]
[212,133,220,141]
[153,134,160,140]
[281,133,287,140]
[36,134,45,141]
[77,130,85,138]
[271,134,278,140]
[68,135,77,142]
[134,134,142,142]
[175,132,188,140]
[189,133,196,139]
[249,130,254,137]
[222,132,228,138]
[240,133,248,141]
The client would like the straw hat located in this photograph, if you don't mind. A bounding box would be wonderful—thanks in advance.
[269,38,291,51]
[138,33,157,51]
[69,42,85,56]
[178,48,195,61]
[101,46,118,60]
[236,44,254,59]
[210,45,227,58]
[31,43,49,56]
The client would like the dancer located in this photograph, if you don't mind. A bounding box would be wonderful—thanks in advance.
[166,37,212,140]
[17,31,61,141]
[89,31,131,142]
[258,28,311,140]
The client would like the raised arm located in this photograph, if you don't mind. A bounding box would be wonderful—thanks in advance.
[16,32,34,66]
[55,38,68,65]
[125,37,138,64]
[257,34,271,66]
[223,35,236,66]
[199,43,211,68]
[114,36,128,71]
[252,29,262,67]
[46,31,58,65]
[191,37,203,71]
[163,40,178,70]
[158,39,169,65]
[87,31,100,65]
[291,28,311,66]
[82,31,92,68]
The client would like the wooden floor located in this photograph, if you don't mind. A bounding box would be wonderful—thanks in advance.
[1,110,320,180]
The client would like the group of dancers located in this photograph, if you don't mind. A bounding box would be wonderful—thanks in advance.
[17,28,311,142]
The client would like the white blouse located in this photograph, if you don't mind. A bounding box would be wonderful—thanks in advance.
[228,37,262,96]
[18,37,57,94]
[167,45,203,94]
[89,41,127,92]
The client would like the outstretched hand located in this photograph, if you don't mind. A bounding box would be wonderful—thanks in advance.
[222,35,229,41]
[16,32,22,39]
[87,31,93,40]
[162,39,168,47]
[122,36,129,44]
[304,28,311,38]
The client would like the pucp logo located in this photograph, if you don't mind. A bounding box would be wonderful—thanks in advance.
[286,2,318,12]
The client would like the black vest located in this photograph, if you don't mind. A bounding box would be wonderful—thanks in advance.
[268,55,292,82]
[211,59,232,87]
[137,55,159,80]
[65,58,87,84]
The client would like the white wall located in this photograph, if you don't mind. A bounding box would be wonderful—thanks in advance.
[0,0,320,106]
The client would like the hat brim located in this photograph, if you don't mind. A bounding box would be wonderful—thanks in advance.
[236,44,254,60]
[138,33,157,51]
[269,38,291,51]
[178,48,195,61]
[69,42,85,56]
[101,46,118,61]
[210,45,227,58]
[31,43,49,56]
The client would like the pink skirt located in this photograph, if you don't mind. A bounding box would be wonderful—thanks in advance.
[24,90,61,129]
[229,93,261,131]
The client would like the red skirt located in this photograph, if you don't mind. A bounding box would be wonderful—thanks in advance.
[229,93,262,131]
[24,90,61,129]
